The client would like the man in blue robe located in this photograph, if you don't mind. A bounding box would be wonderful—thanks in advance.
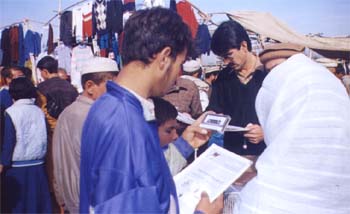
[80,8,223,214]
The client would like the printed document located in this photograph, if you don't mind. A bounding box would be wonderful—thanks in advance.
[174,144,252,213]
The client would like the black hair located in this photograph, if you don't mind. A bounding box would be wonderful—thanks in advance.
[20,66,33,81]
[122,7,193,65]
[152,97,178,126]
[9,77,37,101]
[1,67,12,80]
[211,20,252,57]
[37,56,58,74]
[336,64,345,75]
[205,70,220,79]
[81,72,118,89]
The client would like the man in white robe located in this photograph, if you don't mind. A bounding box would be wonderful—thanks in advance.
[234,43,350,214]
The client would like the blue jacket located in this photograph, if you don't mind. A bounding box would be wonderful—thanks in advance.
[80,81,178,213]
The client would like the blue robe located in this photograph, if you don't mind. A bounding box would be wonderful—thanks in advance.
[80,81,178,213]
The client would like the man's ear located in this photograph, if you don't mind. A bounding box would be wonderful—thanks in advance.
[240,41,248,52]
[158,47,172,71]
[41,69,49,79]
[84,80,95,95]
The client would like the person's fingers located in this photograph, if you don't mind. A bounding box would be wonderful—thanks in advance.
[201,191,209,198]
[245,123,253,128]
[243,133,256,138]
[212,194,224,214]
[187,125,208,135]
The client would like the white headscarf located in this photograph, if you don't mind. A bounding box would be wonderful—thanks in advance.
[234,54,350,214]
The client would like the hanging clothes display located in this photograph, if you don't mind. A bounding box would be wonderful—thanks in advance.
[123,0,135,12]
[73,6,84,41]
[9,26,19,64]
[54,43,72,75]
[140,0,166,9]
[82,2,93,39]
[92,0,108,36]
[60,11,74,46]
[71,44,93,93]
[18,24,25,66]
[107,0,123,34]
[24,30,41,61]
[1,28,11,66]
[176,1,199,38]
[194,24,211,57]
[47,24,54,55]
[170,0,177,11]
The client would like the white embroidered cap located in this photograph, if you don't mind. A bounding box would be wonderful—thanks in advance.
[183,59,201,73]
[82,57,119,76]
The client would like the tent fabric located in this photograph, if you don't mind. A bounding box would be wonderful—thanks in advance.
[227,11,350,58]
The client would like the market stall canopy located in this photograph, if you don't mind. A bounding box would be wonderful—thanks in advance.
[227,11,350,59]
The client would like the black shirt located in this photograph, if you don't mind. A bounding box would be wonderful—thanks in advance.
[207,67,267,155]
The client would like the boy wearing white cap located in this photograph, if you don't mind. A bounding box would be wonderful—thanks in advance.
[52,57,119,213]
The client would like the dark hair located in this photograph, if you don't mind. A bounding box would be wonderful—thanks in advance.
[20,66,33,81]
[153,97,178,126]
[122,7,193,65]
[81,72,117,89]
[9,77,37,101]
[0,66,24,85]
[37,56,58,74]
[1,67,12,80]
[205,70,220,79]
[336,64,345,75]
[211,20,252,57]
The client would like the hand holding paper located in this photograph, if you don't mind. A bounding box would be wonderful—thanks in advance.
[195,192,224,214]
[243,123,264,144]
[181,112,211,149]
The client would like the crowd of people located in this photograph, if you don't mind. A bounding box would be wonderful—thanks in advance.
[1,7,350,214]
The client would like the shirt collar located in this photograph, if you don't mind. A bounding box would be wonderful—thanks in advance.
[121,86,156,121]
[13,98,35,105]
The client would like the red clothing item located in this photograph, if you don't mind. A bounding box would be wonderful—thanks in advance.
[123,0,135,4]
[83,12,93,39]
[176,1,198,38]
[100,49,107,57]
[9,26,19,62]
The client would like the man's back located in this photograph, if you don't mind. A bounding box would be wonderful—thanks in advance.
[236,54,350,214]
[37,77,78,128]
[52,95,93,213]
[163,77,202,119]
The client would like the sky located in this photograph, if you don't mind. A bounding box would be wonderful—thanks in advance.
[1,0,350,37]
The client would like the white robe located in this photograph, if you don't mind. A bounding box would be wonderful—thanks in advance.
[234,54,350,214]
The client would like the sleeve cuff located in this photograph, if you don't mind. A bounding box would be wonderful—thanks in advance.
[173,136,193,159]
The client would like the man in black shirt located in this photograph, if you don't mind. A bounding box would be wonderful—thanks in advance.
[207,20,266,156]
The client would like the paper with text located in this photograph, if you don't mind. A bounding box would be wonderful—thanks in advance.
[174,144,252,213]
